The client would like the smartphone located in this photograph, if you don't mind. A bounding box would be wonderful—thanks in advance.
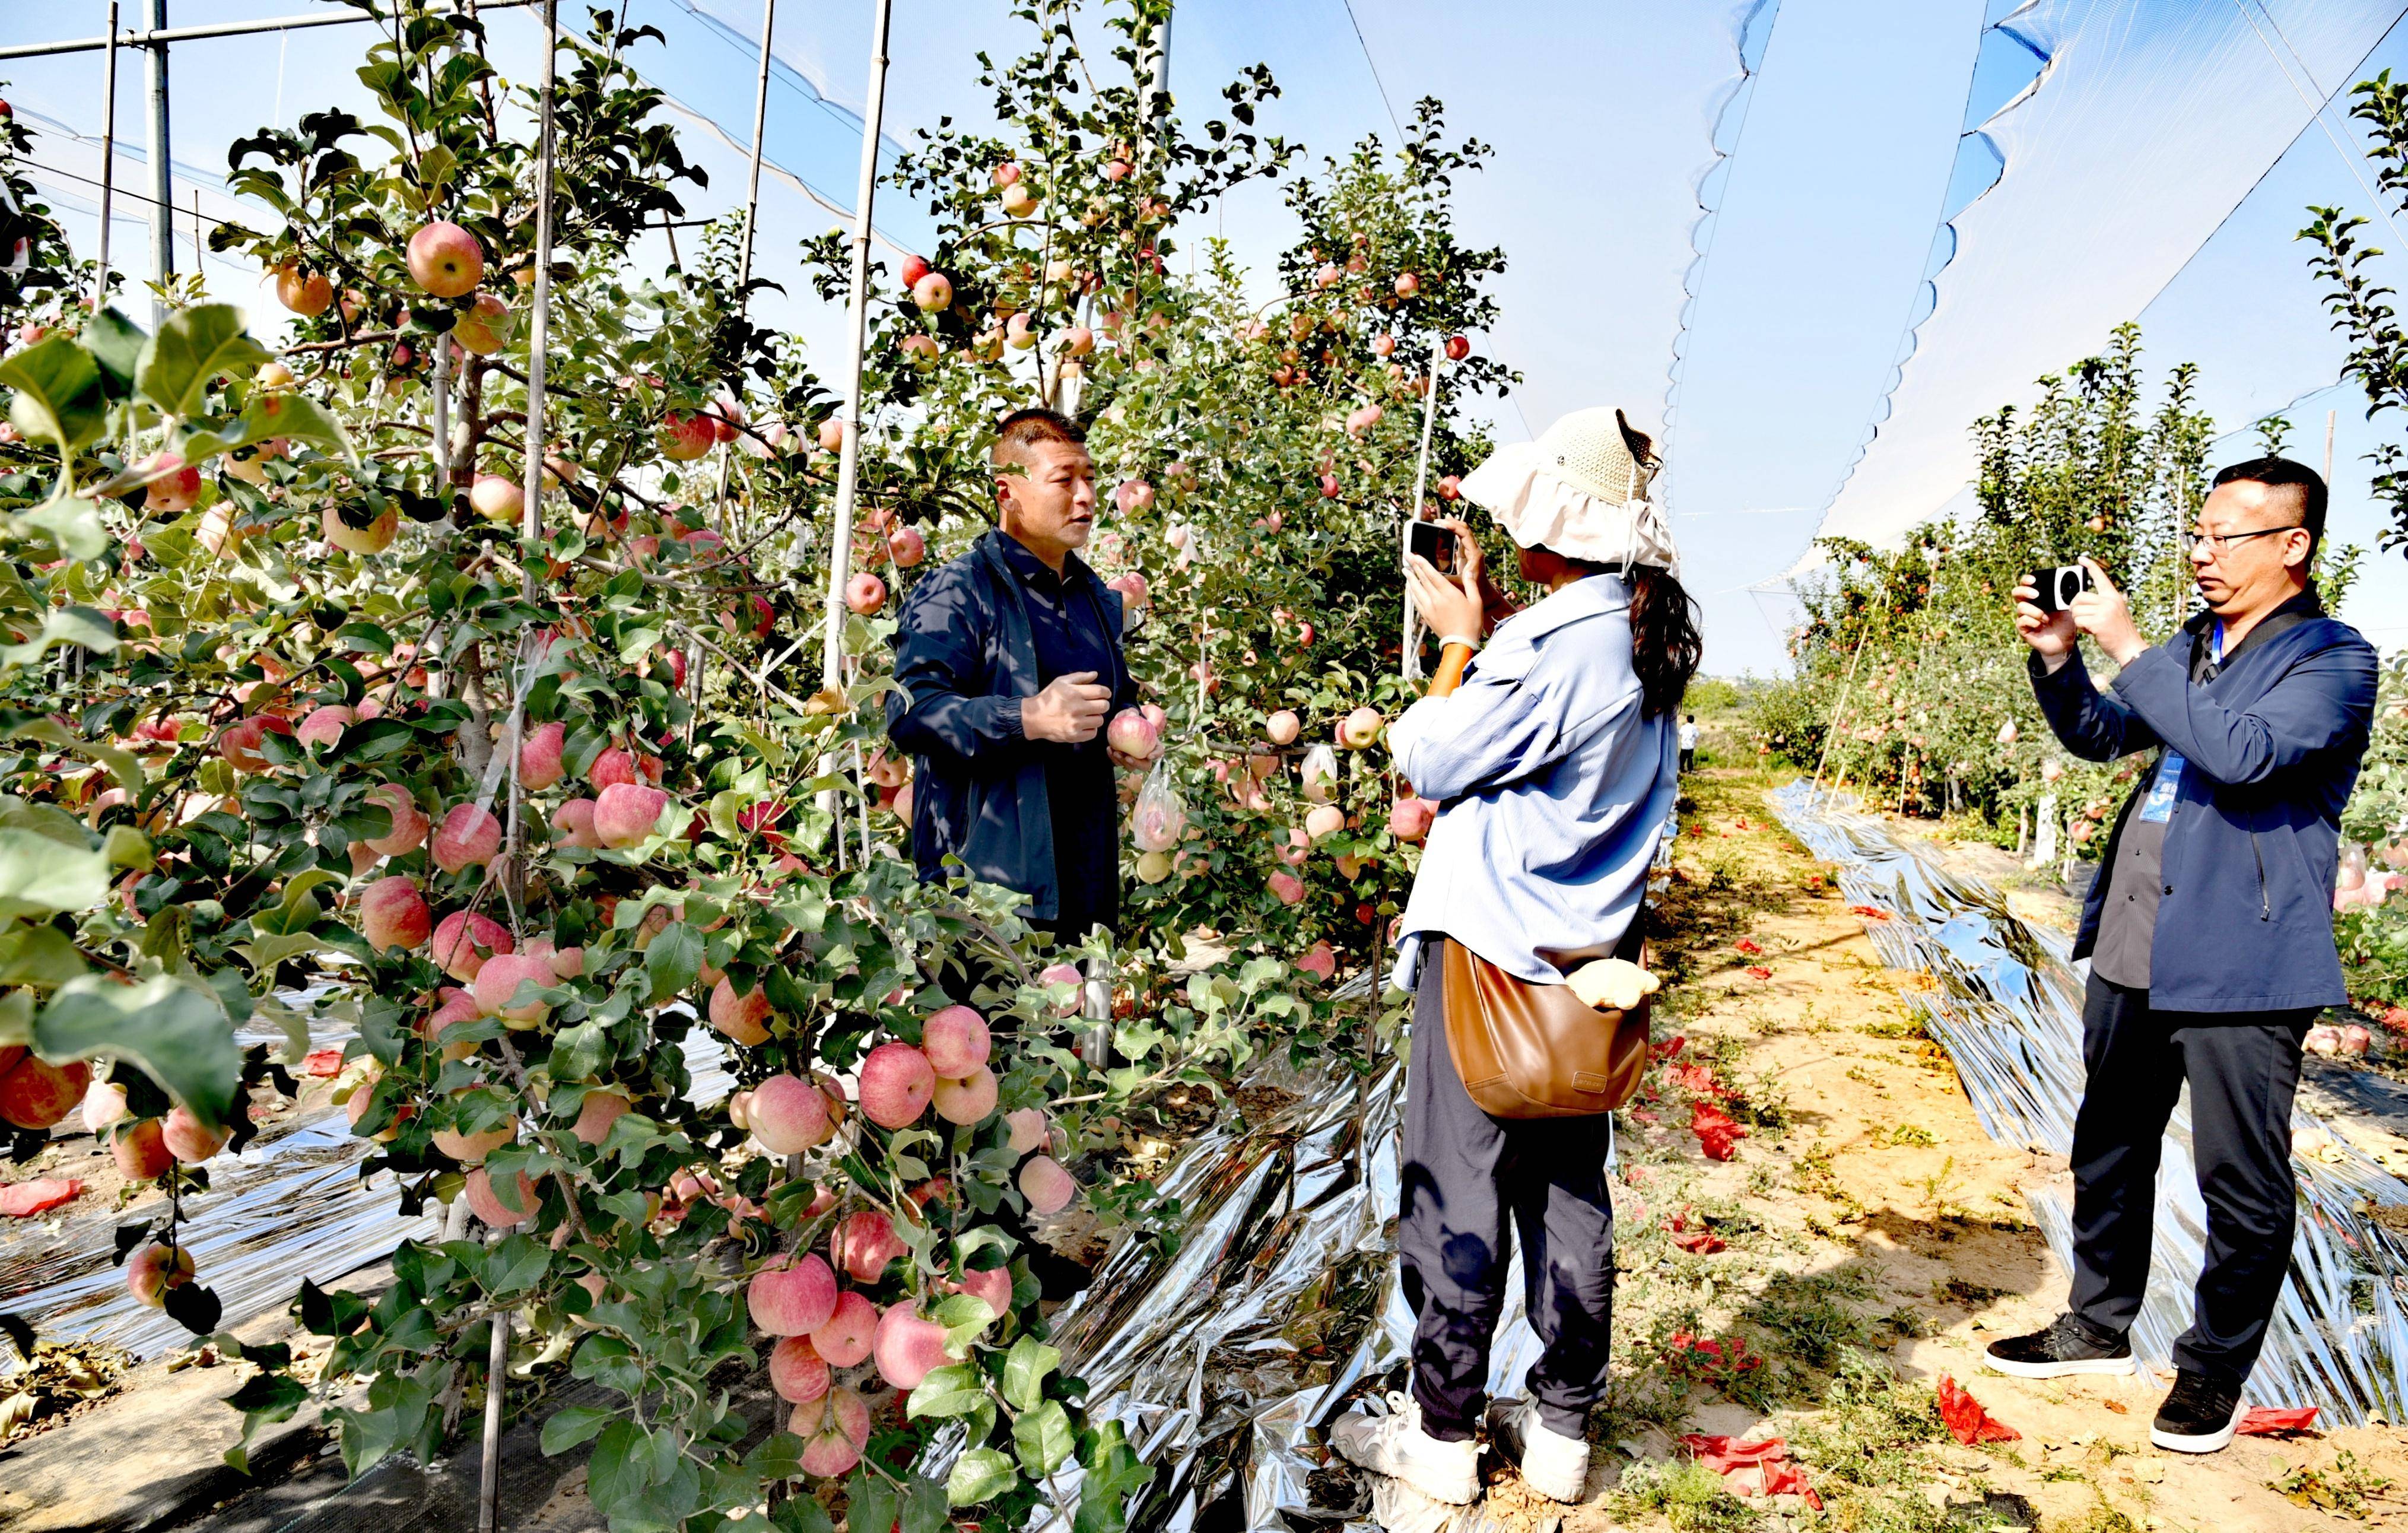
[1406,520,1454,573]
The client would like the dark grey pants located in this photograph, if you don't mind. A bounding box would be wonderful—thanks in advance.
[2067,976,2315,1387]
[1399,941,1616,1442]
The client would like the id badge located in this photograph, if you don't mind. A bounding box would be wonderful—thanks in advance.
[2139,751,2184,823]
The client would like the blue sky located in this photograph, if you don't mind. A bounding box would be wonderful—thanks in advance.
[7,0,2408,673]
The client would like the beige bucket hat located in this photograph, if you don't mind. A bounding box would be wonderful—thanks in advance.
[1457,407,1679,575]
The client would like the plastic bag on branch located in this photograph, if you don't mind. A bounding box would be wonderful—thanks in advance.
[1130,759,1188,854]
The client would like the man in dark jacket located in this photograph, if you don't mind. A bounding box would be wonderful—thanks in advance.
[885,407,1142,944]
[1984,457,2378,1453]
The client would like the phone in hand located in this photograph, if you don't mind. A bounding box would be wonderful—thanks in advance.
[1406,520,1455,573]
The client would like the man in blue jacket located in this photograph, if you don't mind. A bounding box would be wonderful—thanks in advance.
[1983,457,2378,1453]
[886,407,1142,945]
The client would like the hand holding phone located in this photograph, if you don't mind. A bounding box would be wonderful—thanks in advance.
[1406,520,1455,573]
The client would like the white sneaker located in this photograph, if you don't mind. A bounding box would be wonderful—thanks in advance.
[1485,1398,1590,1503]
[1329,1391,1482,1505]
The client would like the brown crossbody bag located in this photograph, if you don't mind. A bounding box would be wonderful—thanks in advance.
[1422,635,1651,1120]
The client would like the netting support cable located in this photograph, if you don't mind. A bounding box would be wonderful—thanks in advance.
[0,0,544,61]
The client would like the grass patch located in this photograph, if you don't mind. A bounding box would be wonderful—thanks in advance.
[1609,1458,1763,1532]
[1740,1267,1878,1372]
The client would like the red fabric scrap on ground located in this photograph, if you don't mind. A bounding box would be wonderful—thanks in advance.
[1667,1210,1726,1253]
[1936,1375,2021,1445]
[1734,938,1764,956]
[1627,1107,1660,1126]
[2235,1407,2320,1436]
[1667,1062,1723,1097]
[0,1177,84,1217]
[1848,904,1890,921]
[1691,1100,1748,1161]
[304,1048,345,1077]
[1650,1036,1688,1061]
[1677,1435,1824,1511]
[1745,965,1774,981]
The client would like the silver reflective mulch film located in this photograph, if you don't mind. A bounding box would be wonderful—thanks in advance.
[1769,780,2408,1423]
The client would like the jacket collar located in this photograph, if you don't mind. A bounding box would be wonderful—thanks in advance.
[983,528,1093,592]
[2178,584,2325,675]
[1497,571,1630,645]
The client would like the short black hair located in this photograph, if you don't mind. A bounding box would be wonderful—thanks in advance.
[2210,456,2326,556]
[993,407,1086,466]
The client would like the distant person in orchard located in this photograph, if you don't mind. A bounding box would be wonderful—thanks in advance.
[885,407,1146,945]
[1679,713,1699,772]
[1331,408,1700,1508]
[1989,457,2377,1453]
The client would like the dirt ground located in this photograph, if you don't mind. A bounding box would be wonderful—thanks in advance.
[1525,763,2408,1533]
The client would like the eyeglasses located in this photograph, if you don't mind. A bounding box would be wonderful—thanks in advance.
[2183,526,2298,556]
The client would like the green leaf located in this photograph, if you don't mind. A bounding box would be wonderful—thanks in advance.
[0,335,106,452]
[0,925,91,988]
[539,1403,614,1455]
[0,826,110,919]
[136,304,270,420]
[1013,1399,1075,1477]
[12,494,109,561]
[36,975,240,1128]
[847,1469,900,1533]
[181,390,355,466]
[643,918,703,1003]
[1000,1337,1061,1412]
[946,1448,1018,1508]
[0,607,118,669]
[80,308,147,397]
[931,1292,997,1351]
[906,1362,984,1420]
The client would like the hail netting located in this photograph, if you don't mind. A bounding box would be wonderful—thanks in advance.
[1771,780,2408,1423]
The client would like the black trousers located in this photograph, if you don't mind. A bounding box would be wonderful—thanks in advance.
[2067,975,2314,1387]
[1399,943,1616,1442]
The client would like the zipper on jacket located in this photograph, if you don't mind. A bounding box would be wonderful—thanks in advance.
[2251,832,2269,921]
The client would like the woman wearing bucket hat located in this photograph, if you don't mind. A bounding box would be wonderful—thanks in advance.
[1330,407,1699,1507]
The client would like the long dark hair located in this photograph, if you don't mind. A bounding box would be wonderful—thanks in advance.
[1626,564,1702,719]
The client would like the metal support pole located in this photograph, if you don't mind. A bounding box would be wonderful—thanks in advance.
[1400,334,1444,680]
[819,0,893,695]
[142,0,171,322]
[94,2,119,307]
[190,188,204,288]
[478,1293,509,1533]
[736,0,776,292]
[517,0,558,572]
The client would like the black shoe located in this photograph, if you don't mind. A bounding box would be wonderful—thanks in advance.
[2151,1370,2242,1453]
[1982,1313,2134,1379]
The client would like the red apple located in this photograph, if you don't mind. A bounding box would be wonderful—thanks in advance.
[363,783,429,856]
[552,798,599,849]
[432,801,503,872]
[453,293,512,356]
[1388,797,1437,843]
[811,1291,878,1368]
[831,1210,907,1283]
[592,783,671,848]
[770,1335,830,1404]
[275,265,333,317]
[112,1116,174,1180]
[845,572,887,615]
[1018,1155,1078,1215]
[921,1006,991,1076]
[519,721,566,789]
[872,1304,952,1390]
[162,1103,230,1164]
[469,473,523,523]
[749,1252,838,1336]
[857,1042,936,1129]
[792,1385,871,1478]
[406,220,486,297]
[431,909,513,982]
[359,875,431,953]
[911,272,953,313]
[709,977,774,1046]
[466,1165,540,1227]
[932,1067,999,1125]
[888,526,926,567]
[1105,708,1160,761]
[1339,707,1384,748]
[1445,334,1470,362]
[218,715,294,773]
[474,953,556,1027]
[659,411,716,462]
[126,1242,195,1307]
[900,253,932,287]
[749,1073,833,1154]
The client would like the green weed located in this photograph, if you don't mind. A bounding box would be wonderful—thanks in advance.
[1608,1458,1762,1532]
